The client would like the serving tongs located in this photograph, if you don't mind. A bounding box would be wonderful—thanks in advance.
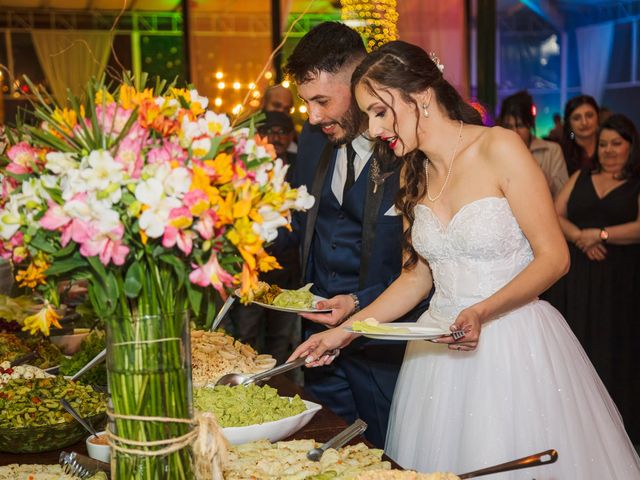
[306,419,368,461]
[216,357,306,386]
[457,449,558,478]
[9,351,38,367]
[59,451,110,479]
[69,348,107,382]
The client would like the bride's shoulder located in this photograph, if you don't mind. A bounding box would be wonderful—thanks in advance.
[475,126,534,168]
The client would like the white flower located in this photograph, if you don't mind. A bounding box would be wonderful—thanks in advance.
[252,206,288,242]
[79,150,124,192]
[270,158,289,192]
[60,168,88,201]
[0,198,22,240]
[294,185,315,211]
[191,138,212,159]
[135,178,182,238]
[199,111,231,136]
[163,167,191,197]
[189,89,209,110]
[180,117,206,148]
[45,152,78,174]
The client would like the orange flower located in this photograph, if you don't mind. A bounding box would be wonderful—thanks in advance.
[119,85,153,110]
[15,253,49,289]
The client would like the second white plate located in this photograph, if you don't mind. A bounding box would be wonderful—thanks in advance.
[343,322,451,341]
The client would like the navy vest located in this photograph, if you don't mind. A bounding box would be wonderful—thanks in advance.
[307,155,372,298]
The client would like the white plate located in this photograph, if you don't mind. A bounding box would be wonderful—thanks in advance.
[236,290,332,314]
[343,322,451,341]
[221,399,322,445]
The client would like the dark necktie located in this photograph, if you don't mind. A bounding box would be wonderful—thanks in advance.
[343,142,357,199]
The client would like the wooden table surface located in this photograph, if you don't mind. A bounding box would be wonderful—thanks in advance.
[0,375,400,469]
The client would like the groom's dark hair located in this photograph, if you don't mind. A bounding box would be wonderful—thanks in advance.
[284,22,366,84]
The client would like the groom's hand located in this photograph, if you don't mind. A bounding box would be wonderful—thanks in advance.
[299,294,356,327]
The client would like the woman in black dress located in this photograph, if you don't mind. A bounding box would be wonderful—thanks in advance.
[545,114,640,444]
[561,95,599,174]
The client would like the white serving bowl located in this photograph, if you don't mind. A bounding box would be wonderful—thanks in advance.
[86,431,110,463]
[222,399,322,445]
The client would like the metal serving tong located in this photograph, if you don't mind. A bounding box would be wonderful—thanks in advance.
[457,449,558,478]
[216,357,306,386]
[306,419,368,461]
[59,451,110,479]
[70,348,107,382]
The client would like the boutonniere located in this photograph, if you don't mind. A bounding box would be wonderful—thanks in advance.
[370,157,394,194]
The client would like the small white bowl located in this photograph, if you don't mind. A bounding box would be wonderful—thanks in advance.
[50,329,91,355]
[221,399,322,445]
[86,431,110,463]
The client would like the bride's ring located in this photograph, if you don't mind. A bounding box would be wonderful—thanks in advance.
[327,348,340,358]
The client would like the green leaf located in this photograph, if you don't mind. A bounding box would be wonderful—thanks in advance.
[29,231,58,254]
[51,242,76,259]
[203,136,224,160]
[42,186,64,205]
[123,261,143,298]
[186,281,203,316]
[158,254,187,290]
[45,256,87,276]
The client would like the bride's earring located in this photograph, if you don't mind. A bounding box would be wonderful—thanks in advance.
[422,103,429,118]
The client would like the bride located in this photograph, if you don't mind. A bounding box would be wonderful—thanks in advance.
[289,40,640,478]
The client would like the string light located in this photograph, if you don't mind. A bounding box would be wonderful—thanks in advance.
[281,80,290,88]
[341,0,398,51]
[232,104,243,115]
[252,91,261,99]
[248,83,256,90]
[217,81,225,89]
[233,82,241,90]
[264,71,273,80]
[214,97,222,107]
[298,105,307,114]
[215,72,223,80]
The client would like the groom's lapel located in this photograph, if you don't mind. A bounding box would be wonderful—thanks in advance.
[301,141,334,281]
[359,154,386,289]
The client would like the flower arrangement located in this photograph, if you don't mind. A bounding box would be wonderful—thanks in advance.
[0,77,312,333]
[0,76,313,478]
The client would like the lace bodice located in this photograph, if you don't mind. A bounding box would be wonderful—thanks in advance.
[412,196,533,326]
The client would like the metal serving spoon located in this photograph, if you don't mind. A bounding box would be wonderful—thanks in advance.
[60,398,99,437]
[306,419,368,461]
[215,357,306,387]
[458,449,558,478]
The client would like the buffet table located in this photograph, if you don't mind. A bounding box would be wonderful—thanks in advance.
[0,375,392,468]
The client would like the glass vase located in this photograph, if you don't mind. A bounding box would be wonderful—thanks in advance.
[105,311,194,480]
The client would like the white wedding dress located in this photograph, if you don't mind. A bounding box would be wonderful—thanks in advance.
[385,197,640,479]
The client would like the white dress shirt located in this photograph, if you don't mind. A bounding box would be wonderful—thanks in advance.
[331,133,375,205]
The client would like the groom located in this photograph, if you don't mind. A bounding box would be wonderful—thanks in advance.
[283,22,427,448]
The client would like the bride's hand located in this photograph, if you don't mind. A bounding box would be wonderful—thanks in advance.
[436,307,482,351]
[288,328,356,367]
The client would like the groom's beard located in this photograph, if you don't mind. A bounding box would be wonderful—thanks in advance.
[324,103,366,146]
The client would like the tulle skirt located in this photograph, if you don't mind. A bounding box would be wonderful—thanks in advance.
[385,300,640,479]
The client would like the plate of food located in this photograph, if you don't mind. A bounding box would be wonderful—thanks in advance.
[241,282,332,314]
[344,318,451,341]
[193,384,322,444]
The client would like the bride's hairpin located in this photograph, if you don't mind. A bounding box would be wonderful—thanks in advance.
[429,52,445,74]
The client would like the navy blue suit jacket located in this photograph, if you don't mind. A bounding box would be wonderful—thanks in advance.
[289,122,413,313]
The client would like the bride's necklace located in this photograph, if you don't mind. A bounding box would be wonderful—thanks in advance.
[425,120,464,202]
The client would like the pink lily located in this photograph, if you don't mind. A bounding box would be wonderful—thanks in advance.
[162,207,194,255]
[183,190,210,216]
[80,224,129,266]
[189,254,234,292]
[194,209,220,240]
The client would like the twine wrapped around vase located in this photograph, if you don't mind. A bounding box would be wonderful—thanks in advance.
[106,411,229,480]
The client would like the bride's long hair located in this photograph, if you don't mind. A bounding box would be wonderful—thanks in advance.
[351,40,482,269]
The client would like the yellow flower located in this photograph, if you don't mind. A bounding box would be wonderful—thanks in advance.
[15,254,49,289]
[191,166,222,206]
[227,218,263,270]
[22,304,62,337]
[209,153,233,185]
[257,252,280,272]
[94,89,114,105]
[119,85,153,110]
[51,107,79,136]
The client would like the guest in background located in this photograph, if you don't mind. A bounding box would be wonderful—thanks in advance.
[499,91,568,196]
[223,111,301,366]
[544,114,640,444]
[546,112,563,142]
[599,106,614,125]
[561,95,599,174]
[262,84,294,114]
[263,85,298,154]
